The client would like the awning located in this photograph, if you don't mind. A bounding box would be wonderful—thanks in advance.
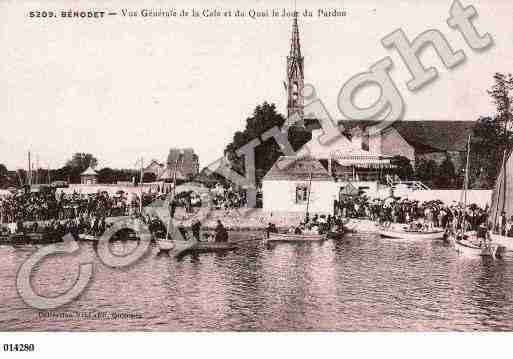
[331,149,394,168]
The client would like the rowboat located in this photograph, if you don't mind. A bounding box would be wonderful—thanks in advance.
[157,238,197,257]
[490,233,513,251]
[379,228,444,240]
[453,137,506,259]
[7,232,61,244]
[78,234,98,242]
[453,235,505,258]
[188,241,238,253]
[326,229,345,240]
[266,231,326,242]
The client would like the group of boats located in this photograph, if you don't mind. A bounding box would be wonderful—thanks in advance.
[261,135,512,260]
[259,217,508,259]
[380,135,512,259]
[378,224,506,258]
[0,231,60,245]
[5,138,512,262]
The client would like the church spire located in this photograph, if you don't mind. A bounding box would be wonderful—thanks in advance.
[286,11,304,123]
[289,13,302,59]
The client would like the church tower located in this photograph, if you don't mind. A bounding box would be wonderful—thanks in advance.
[286,13,304,123]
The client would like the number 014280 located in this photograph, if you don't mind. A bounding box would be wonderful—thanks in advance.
[3,344,35,352]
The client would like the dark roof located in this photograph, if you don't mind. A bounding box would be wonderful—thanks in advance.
[336,120,476,152]
[158,168,187,181]
[263,156,332,181]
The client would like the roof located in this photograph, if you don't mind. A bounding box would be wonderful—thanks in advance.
[263,156,332,181]
[80,166,98,176]
[337,120,476,152]
[146,159,164,167]
[157,167,187,181]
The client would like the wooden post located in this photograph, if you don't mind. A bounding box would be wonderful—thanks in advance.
[139,157,144,215]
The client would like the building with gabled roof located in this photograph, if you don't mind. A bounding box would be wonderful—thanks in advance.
[262,156,337,213]
[157,167,187,183]
[80,166,98,185]
[337,120,476,171]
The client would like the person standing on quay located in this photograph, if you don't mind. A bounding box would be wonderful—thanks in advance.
[500,211,507,236]
[215,220,228,243]
[191,219,201,241]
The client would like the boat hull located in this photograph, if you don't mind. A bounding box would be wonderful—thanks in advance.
[157,239,197,257]
[490,233,513,251]
[78,234,98,242]
[5,232,61,244]
[453,239,504,258]
[188,241,238,253]
[379,229,444,240]
[266,232,326,242]
[326,230,345,240]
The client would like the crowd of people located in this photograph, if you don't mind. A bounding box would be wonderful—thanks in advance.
[1,184,511,240]
[0,189,143,236]
[334,195,513,236]
[210,184,247,210]
[282,213,345,236]
[0,182,248,240]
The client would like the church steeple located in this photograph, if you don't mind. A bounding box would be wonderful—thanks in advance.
[286,12,304,123]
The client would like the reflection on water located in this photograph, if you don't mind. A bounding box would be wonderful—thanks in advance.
[2,233,513,331]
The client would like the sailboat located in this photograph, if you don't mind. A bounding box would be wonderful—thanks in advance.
[451,135,505,258]
[157,152,197,255]
[489,148,513,247]
[265,166,327,242]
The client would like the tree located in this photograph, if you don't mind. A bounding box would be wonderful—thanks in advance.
[415,159,438,185]
[466,116,511,188]
[391,156,414,180]
[224,102,309,185]
[487,72,513,142]
[0,163,12,188]
[66,153,98,172]
[436,156,456,188]
[62,153,98,184]
[0,163,8,177]
[97,168,117,184]
[97,167,135,184]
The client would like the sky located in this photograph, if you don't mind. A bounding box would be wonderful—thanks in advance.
[1,0,512,171]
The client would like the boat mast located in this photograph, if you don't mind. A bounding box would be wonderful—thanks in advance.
[502,148,507,218]
[165,152,183,240]
[305,167,313,221]
[460,135,472,230]
[463,135,472,205]
[493,150,507,229]
[35,155,39,185]
[27,151,32,187]
[139,157,144,215]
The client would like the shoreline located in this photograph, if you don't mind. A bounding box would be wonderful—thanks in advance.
[0,213,381,245]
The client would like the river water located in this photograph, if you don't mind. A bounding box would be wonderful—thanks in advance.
[2,232,513,331]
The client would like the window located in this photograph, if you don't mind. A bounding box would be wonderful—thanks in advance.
[295,184,308,204]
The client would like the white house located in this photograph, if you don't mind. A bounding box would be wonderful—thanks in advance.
[262,128,394,213]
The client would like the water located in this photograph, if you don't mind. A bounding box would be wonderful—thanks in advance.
[2,233,513,331]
